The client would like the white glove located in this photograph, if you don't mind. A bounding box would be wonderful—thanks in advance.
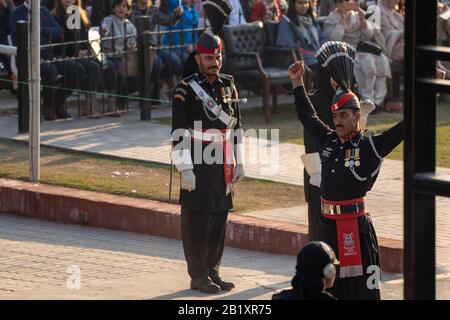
[232,164,245,184]
[309,173,321,188]
[180,170,196,191]
[360,99,375,132]
[301,153,321,188]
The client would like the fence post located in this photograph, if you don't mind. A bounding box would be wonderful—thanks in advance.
[137,16,153,120]
[16,21,29,133]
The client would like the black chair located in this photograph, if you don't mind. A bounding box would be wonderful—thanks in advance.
[221,22,298,123]
[263,20,315,92]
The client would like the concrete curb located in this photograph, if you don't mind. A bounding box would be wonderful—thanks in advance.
[0,178,403,273]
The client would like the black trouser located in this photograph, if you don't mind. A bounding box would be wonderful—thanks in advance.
[304,169,322,241]
[181,208,229,280]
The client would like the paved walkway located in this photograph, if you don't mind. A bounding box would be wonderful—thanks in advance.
[0,213,411,300]
[0,96,449,270]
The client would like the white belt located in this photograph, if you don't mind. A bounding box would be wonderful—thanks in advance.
[188,80,238,129]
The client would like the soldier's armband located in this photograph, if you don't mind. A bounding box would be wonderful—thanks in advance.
[174,87,188,102]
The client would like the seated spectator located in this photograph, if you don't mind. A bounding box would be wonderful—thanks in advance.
[160,0,196,76]
[130,0,183,102]
[251,0,268,22]
[324,0,391,113]
[0,0,14,79]
[437,2,450,46]
[276,0,324,70]
[379,0,404,63]
[272,241,339,300]
[101,0,138,110]
[228,0,248,25]
[266,0,288,22]
[318,0,334,17]
[52,0,108,116]
[436,3,450,85]
[10,0,84,120]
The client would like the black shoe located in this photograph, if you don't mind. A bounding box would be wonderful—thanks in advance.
[210,275,235,291]
[190,278,221,294]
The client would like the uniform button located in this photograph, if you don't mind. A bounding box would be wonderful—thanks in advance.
[332,169,335,173]
[340,146,343,150]
[335,158,338,162]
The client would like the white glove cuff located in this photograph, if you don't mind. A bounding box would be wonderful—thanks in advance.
[171,149,194,172]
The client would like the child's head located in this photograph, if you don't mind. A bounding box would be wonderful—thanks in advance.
[112,0,131,20]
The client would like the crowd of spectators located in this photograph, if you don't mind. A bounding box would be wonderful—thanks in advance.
[0,0,428,120]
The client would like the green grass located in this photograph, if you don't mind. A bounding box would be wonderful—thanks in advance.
[0,139,305,213]
[155,101,450,167]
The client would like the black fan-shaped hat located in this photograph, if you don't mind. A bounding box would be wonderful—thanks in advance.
[196,0,232,54]
[315,41,356,91]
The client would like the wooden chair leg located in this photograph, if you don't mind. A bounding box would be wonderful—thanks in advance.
[263,79,271,123]
[272,85,278,113]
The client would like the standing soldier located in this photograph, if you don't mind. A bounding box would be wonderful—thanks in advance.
[170,0,245,294]
[289,41,404,300]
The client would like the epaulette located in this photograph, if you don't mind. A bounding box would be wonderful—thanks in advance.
[217,73,234,82]
[175,74,197,102]
[180,73,198,86]
[363,128,378,138]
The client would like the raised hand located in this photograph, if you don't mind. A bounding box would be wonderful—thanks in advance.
[288,61,305,88]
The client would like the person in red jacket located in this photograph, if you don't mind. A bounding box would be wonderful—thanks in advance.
[251,0,268,22]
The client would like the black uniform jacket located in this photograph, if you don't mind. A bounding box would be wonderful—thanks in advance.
[171,72,242,212]
[294,85,404,201]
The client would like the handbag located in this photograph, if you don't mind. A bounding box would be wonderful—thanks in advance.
[356,40,383,55]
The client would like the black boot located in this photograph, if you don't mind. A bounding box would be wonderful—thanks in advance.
[210,275,235,291]
[190,278,220,294]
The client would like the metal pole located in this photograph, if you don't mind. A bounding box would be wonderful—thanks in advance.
[404,0,437,300]
[169,160,173,202]
[137,16,152,120]
[17,21,29,133]
[29,0,41,183]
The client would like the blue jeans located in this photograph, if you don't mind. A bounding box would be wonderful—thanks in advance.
[158,48,189,78]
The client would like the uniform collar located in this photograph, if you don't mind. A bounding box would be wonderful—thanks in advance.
[339,130,362,145]
[198,72,223,85]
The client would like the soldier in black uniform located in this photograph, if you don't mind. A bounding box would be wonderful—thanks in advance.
[288,58,404,300]
[303,66,336,241]
[170,0,244,294]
